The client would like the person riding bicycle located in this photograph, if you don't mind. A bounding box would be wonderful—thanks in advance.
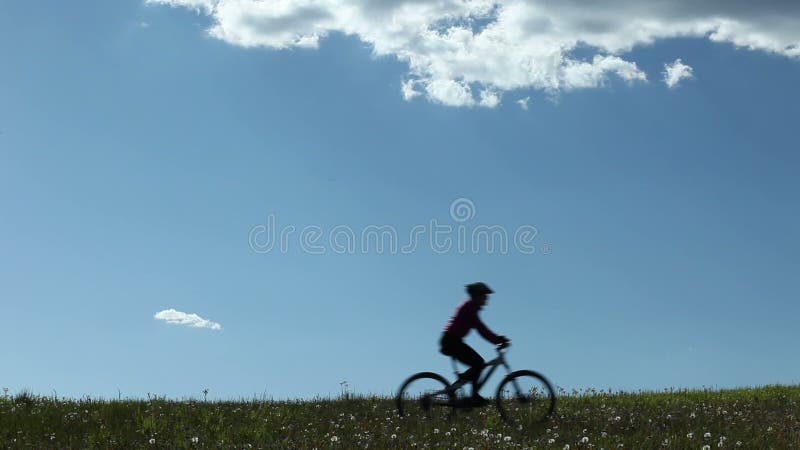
[440,282,510,405]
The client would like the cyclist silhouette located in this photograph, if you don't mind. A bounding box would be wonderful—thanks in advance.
[440,282,509,405]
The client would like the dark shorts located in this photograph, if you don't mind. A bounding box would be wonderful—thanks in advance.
[440,333,485,380]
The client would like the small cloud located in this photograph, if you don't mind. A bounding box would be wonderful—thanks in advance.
[139,21,150,28]
[478,89,501,108]
[154,309,221,330]
[516,96,530,110]
[663,58,694,89]
[401,79,421,101]
[424,78,475,107]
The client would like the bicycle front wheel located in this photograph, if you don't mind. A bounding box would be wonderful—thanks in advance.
[496,370,556,426]
[396,372,455,420]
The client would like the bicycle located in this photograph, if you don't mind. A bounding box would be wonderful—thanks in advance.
[396,342,556,426]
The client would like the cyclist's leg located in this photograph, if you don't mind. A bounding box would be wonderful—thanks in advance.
[450,342,485,396]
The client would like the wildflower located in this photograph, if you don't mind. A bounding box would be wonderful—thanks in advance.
[687,433,694,439]
[735,441,742,447]
[391,434,397,439]
[331,436,339,443]
[581,436,589,443]
[149,438,156,444]
[564,445,570,450]
[434,429,440,434]
[702,446,710,450]
[548,439,556,444]
[601,432,607,438]
[445,432,451,437]
[191,437,199,443]
[704,432,711,438]
[504,436,511,442]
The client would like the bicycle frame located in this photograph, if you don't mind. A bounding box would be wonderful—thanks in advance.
[457,347,512,395]
[428,346,512,401]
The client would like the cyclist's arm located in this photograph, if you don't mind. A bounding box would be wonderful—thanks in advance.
[475,316,504,344]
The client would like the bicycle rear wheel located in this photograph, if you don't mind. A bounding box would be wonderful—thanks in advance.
[396,372,455,420]
[495,370,556,426]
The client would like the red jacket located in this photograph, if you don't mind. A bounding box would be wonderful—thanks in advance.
[443,299,503,344]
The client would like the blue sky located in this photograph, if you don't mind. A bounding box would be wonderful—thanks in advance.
[1,0,799,400]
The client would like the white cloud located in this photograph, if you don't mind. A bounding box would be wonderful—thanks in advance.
[663,58,694,88]
[479,88,501,108]
[401,79,421,100]
[146,0,800,105]
[154,309,222,330]
[424,78,476,107]
[517,96,530,110]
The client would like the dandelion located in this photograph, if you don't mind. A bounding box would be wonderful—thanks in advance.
[391,434,397,439]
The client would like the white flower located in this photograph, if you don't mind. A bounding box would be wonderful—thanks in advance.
[331,436,339,443]
[548,438,556,444]
[581,436,589,443]
[504,436,512,442]
[434,429,440,434]
[564,445,570,450]
[149,438,156,444]
[704,432,711,438]
[191,436,199,443]
[445,432,451,436]
[391,434,397,439]
[702,446,711,450]
[687,433,694,439]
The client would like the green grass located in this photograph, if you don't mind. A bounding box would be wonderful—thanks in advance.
[2,385,799,448]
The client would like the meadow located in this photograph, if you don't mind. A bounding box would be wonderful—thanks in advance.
[1,385,799,449]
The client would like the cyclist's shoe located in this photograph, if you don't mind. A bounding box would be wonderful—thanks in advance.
[470,394,489,407]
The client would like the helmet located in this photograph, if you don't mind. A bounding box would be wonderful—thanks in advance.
[465,282,494,296]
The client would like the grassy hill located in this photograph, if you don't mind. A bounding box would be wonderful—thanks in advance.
[2,385,799,448]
